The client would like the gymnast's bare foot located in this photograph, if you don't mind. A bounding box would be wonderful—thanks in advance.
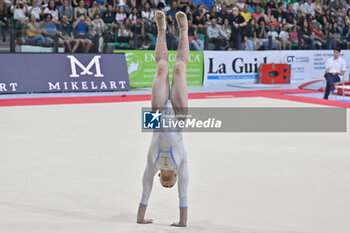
[175,11,188,32]
[155,10,166,30]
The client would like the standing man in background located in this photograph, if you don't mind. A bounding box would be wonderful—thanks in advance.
[230,7,247,50]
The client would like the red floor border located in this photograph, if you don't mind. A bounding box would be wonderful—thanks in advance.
[1,89,350,108]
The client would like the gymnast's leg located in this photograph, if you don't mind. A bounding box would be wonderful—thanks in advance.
[170,11,189,118]
[137,11,170,225]
[151,11,170,111]
[169,11,189,228]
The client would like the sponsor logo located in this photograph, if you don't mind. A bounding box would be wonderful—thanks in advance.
[124,52,202,80]
[46,55,128,91]
[208,57,268,74]
[0,83,18,92]
[67,55,104,78]
[207,56,267,80]
[124,52,143,80]
[48,81,127,91]
[282,54,309,64]
[283,55,295,63]
[0,54,129,93]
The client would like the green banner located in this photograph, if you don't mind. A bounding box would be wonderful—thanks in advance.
[114,50,203,88]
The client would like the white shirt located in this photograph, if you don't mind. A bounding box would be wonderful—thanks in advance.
[140,100,189,208]
[292,2,302,13]
[153,0,166,7]
[141,10,154,20]
[37,0,44,6]
[236,2,245,10]
[44,8,59,21]
[118,28,131,37]
[207,25,226,39]
[279,30,289,41]
[115,13,126,22]
[326,56,347,78]
[12,7,27,20]
[28,6,42,20]
[302,2,315,16]
[268,30,279,40]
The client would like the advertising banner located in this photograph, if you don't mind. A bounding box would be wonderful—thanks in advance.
[114,50,203,87]
[280,50,350,82]
[0,53,130,94]
[204,50,350,85]
[203,51,280,85]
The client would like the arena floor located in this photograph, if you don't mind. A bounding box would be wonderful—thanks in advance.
[1,96,350,233]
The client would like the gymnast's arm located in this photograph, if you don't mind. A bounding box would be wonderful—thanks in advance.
[137,157,155,224]
[171,159,189,227]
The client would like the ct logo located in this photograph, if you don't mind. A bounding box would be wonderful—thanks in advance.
[283,55,295,63]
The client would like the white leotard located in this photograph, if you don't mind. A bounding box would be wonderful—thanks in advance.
[140,100,189,208]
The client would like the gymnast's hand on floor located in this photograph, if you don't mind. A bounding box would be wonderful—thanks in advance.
[137,204,153,224]
[137,218,154,224]
[171,221,186,227]
[170,207,187,227]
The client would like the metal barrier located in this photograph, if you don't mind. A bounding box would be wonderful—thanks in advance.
[2,25,335,53]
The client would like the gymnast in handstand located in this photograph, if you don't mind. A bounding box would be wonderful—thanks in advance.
[136,10,189,227]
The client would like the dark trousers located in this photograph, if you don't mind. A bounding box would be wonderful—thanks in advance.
[0,23,8,40]
[324,72,340,99]
[230,35,242,50]
[302,37,316,49]
[209,37,226,50]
